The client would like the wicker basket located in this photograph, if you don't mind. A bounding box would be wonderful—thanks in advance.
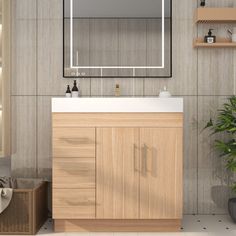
[0,179,48,235]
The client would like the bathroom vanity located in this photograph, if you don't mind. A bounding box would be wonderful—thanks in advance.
[52,98,183,232]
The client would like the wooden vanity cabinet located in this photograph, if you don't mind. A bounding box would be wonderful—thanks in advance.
[52,113,183,232]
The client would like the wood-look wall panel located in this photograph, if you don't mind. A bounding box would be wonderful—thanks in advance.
[11,0,36,19]
[91,77,144,96]
[37,96,52,180]
[37,18,91,96]
[144,19,197,96]
[198,96,230,214]
[172,0,197,20]
[197,23,235,95]
[11,20,37,95]
[183,96,198,214]
[37,0,62,20]
[11,96,37,178]
[204,0,234,7]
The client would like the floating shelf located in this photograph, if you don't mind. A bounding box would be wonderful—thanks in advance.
[195,8,236,23]
[193,38,236,48]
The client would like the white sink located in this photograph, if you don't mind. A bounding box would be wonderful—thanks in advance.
[52,97,183,113]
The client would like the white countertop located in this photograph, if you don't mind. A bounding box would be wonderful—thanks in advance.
[52,97,183,113]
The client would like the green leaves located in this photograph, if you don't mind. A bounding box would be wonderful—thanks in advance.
[205,96,236,193]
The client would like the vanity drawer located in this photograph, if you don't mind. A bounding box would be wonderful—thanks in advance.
[53,189,95,219]
[53,158,95,189]
[53,128,95,158]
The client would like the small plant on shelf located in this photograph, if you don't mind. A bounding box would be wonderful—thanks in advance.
[205,96,236,222]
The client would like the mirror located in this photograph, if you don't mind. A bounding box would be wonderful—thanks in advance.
[63,0,172,78]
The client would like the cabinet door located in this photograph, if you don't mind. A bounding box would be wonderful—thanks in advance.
[139,128,183,219]
[96,128,139,219]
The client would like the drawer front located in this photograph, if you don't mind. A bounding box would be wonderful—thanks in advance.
[53,158,95,189]
[53,189,95,219]
[53,128,95,158]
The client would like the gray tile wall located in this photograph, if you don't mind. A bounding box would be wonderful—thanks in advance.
[9,0,236,214]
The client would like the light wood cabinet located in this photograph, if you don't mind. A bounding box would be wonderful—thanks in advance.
[52,113,183,231]
[139,128,183,219]
[96,128,140,219]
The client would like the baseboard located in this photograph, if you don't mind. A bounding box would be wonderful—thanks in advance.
[54,219,181,232]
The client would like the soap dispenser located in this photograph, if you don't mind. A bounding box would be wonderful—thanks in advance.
[115,84,120,97]
[159,86,171,98]
[65,85,71,98]
[204,29,216,43]
[71,80,79,97]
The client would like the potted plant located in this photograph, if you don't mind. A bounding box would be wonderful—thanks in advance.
[205,96,236,222]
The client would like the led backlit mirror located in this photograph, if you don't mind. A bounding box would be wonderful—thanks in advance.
[63,0,172,78]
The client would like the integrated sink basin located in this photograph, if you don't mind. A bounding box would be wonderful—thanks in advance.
[52,97,183,113]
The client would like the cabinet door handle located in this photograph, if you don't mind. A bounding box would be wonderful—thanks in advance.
[133,144,139,172]
[151,147,157,177]
[141,144,147,176]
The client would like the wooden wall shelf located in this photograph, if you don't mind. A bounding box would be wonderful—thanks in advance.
[193,38,236,48]
[195,8,236,23]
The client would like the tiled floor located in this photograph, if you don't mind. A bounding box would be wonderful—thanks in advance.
[37,215,236,236]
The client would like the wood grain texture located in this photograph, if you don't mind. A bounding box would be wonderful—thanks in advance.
[197,25,235,95]
[195,8,236,23]
[144,19,197,96]
[11,96,37,178]
[53,189,95,219]
[198,96,230,214]
[11,20,36,95]
[183,96,198,214]
[0,182,48,235]
[37,0,62,19]
[37,19,63,95]
[11,0,36,19]
[96,128,139,219]
[54,219,181,232]
[52,113,183,128]
[53,158,95,189]
[1,0,11,157]
[139,128,183,219]
[91,77,144,96]
[172,0,197,20]
[53,127,95,158]
[38,18,91,96]
[204,0,235,8]
[37,96,52,180]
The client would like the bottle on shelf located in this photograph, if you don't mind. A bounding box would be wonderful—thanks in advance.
[115,84,120,97]
[200,0,205,7]
[65,85,71,98]
[72,80,79,97]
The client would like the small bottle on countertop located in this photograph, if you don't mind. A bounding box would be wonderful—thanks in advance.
[71,80,79,97]
[159,86,171,98]
[65,85,71,98]
[115,84,120,97]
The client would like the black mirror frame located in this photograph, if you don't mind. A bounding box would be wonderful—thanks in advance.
[62,0,172,78]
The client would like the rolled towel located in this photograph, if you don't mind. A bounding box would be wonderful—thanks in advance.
[0,188,13,214]
[0,177,17,188]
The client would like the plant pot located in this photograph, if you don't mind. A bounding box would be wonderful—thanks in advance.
[228,198,236,223]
